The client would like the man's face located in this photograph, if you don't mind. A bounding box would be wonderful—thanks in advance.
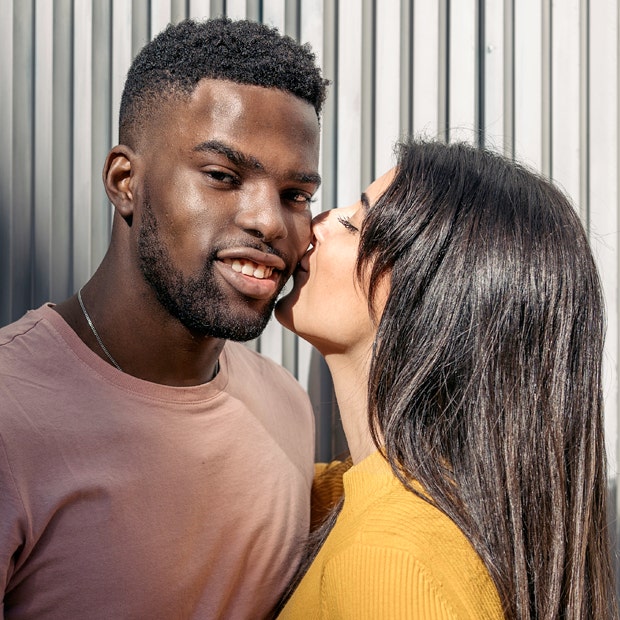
[132,79,321,340]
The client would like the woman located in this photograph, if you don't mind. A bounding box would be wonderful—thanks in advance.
[275,139,617,619]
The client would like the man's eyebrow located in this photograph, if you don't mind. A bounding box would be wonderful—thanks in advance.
[194,139,321,188]
[194,140,264,170]
[294,171,322,187]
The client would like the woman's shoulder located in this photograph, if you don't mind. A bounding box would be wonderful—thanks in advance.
[322,464,503,618]
[311,458,352,529]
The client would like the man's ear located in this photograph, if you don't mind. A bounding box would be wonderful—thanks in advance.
[103,145,138,224]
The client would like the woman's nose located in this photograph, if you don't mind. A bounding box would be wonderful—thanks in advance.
[311,209,330,227]
[310,209,332,241]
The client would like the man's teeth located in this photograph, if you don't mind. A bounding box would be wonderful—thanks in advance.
[230,259,273,279]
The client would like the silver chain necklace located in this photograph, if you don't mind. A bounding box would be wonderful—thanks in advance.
[77,288,221,381]
[77,288,123,372]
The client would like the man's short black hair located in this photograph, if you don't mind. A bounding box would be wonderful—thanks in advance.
[119,17,329,145]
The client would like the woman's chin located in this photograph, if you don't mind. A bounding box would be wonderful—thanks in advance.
[275,295,321,349]
[274,291,300,333]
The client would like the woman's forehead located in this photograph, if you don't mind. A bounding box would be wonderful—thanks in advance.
[366,168,396,204]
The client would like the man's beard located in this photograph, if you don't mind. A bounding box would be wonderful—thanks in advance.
[137,196,277,341]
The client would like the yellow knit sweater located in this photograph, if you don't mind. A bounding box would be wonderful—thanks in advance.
[278,450,504,619]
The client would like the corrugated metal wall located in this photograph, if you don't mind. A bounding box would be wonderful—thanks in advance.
[1,0,618,513]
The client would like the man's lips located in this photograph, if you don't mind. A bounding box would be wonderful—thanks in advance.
[217,247,287,274]
[215,247,288,301]
[220,258,274,279]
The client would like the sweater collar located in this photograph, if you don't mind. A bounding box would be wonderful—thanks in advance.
[341,450,401,512]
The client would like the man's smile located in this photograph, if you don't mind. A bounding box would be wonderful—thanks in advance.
[221,258,274,280]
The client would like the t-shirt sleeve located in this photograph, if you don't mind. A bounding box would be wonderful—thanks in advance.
[320,544,459,620]
[0,434,26,592]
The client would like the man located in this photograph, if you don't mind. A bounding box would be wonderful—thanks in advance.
[0,17,327,619]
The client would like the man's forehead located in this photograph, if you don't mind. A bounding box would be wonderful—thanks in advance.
[137,81,320,171]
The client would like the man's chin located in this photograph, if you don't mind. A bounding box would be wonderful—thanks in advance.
[184,303,275,342]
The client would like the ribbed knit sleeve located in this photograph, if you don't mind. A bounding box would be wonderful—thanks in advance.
[321,545,459,619]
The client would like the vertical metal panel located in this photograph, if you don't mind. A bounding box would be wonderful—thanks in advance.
[501,0,514,156]
[284,0,300,39]
[73,0,93,288]
[514,0,543,169]
[0,0,14,325]
[374,0,400,175]
[449,0,478,143]
[398,0,412,137]
[188,0,211,19]
[210,0,225,18]
[541,0,552,176]
[225,0,247,20]
[12,0,34,319]
[361,0,374,188]
[171,0,188,23]
[320,0,337,216]
[34,0,54,306]
[262,0,285,30]
[412,0,440,137]
[588,0,619,476]
[91,0,113,267]
[111,1,132,145]
[437,0,449,138]
[259,316,284,364]
[482,0,505,151]
[336,0,363,207]
[245,0,260,22]
[51,0,73,302]
[150,0,172,37]
[551,0,581,205]
[131,0,150,57]
[579,0,589,223]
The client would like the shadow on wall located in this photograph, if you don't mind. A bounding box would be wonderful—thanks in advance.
[306,347,348,463]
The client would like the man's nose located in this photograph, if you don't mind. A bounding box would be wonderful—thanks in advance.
[236,187,287,242]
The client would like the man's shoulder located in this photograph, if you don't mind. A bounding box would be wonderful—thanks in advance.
[222,341,311,407]
[223,341,298,382]
[0,307,47,347]
[0,307,56,364]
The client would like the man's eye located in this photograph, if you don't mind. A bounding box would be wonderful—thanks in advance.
[284,191,316,206]
[338,216,359,233]
[204,170,239,184]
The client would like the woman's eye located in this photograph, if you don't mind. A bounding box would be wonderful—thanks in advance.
[338,216,359,233]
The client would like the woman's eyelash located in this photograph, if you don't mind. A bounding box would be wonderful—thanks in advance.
[338,216,359,233]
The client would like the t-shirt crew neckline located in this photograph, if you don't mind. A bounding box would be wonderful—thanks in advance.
[38,303,229,403]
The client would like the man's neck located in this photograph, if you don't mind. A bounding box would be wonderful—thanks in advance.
[53,275,225,387]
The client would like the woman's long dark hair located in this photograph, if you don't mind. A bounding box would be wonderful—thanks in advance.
[356,139,616,619]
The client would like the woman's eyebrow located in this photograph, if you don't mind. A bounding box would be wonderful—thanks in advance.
[361,192,370,211]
